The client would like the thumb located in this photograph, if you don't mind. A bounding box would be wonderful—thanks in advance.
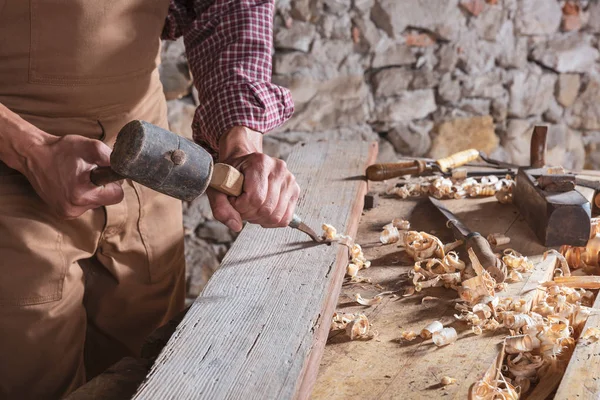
[207,188,243,232]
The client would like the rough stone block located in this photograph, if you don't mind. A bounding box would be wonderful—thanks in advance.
[515,0,561,35]
[508,65,557,118]
[566,77,600,130]
[374,89,437,123]
[387,120,433,156]
[531,33,599,73]
[429,116,498,159]
[274,21,316,52]
[556,73,581,108]
[371,0,466,40]
[372,68,412,97]
[371,43,416,68]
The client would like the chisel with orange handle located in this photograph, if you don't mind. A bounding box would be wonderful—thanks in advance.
[365,149,481,181]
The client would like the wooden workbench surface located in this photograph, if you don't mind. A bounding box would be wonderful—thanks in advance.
[311,181,549,399]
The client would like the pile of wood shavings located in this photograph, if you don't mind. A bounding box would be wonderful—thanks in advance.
[386,175,514,201]
[463,251,598,399]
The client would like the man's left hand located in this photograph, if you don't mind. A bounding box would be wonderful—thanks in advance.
[206,126,300,232]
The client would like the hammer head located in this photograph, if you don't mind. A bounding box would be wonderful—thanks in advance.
[111,120,214,202]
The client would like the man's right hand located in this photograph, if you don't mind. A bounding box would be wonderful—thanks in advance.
[22,135,124,219]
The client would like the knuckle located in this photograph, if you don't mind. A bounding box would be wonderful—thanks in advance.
[258,203,276,217]
[249,194,265,209]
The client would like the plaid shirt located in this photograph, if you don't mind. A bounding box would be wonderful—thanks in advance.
[162,0,294,157]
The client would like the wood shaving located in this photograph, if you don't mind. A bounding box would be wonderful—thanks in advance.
[441,376,457,386]
[546,275,600,289]
[487,233,510,246]
[354,293,383,306]
[387,175,514,201]
[380,225,400,244]
[502,249,534,272]
[346,314,375,340]
[420,321,444,339]
[581,327,600,343]
[432,327,458,346]
[400,331,418,341]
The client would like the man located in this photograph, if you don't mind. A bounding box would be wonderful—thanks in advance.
[0,0,298,398]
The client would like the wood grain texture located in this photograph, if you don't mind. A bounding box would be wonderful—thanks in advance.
[312,183,549,399]
[554,292,600,399]
[133,141,377,400]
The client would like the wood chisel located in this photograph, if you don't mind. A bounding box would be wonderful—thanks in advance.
[429,196,507,282]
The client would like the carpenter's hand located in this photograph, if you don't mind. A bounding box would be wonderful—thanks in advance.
[22,134,124,219]
[207,126,300,232]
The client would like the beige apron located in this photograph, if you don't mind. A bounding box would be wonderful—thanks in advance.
[0,1,186,398]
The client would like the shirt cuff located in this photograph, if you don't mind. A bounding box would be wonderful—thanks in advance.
[191,81,294,159]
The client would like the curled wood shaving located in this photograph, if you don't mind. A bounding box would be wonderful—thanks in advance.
[441,376,457,386]
[380,225,400,244]
[354,293,383,306]
[346,314,375,340]
[487,233,510,246]
[420,320,444,339]
[502,249,535,273]
[581,327,600,343]
[404,231,447,261]
[400,330,418,341]
[432,327,458,346]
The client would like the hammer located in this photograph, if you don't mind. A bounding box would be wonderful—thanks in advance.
[90,120,324,242]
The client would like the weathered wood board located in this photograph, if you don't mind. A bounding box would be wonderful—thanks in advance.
[311,181,552,399]
[133,141,377,400]
[555,292,600,399]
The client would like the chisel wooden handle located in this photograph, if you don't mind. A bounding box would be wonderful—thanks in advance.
[366,160,428,181]
[436,149,480,172]
[466,233,507,283]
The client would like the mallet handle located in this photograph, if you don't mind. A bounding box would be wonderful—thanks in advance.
[91,164,245,197]
[90,166,124,186]
[209,163,244,196]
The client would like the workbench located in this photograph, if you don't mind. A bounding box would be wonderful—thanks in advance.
[311,180,598,399]
[64,141,600,399]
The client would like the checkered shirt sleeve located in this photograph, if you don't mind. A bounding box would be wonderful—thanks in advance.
[162,0,294,157]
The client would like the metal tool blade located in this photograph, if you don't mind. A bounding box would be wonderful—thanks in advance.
[288,214,330,243]
[428,197,472,240]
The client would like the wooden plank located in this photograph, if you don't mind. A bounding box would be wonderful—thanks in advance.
[312,184,550,399]
[554,292,600,399]
[133,141,377,400]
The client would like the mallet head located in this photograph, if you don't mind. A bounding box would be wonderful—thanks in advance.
[111,120,214,202]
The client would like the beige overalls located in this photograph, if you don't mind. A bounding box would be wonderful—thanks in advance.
[0,1,186,398]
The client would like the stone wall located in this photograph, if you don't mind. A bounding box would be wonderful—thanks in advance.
[162,0,600,299]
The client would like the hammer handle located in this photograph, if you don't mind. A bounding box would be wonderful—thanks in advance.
[90,167,124,186]
[366,160,428,181]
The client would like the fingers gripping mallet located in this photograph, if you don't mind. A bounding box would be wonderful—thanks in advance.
[90,120,323,242]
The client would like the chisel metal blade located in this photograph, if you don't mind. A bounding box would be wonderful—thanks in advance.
[428,196,472,240]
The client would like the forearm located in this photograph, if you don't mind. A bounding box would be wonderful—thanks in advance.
[182,0,294,156]
[0,103,52,174]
